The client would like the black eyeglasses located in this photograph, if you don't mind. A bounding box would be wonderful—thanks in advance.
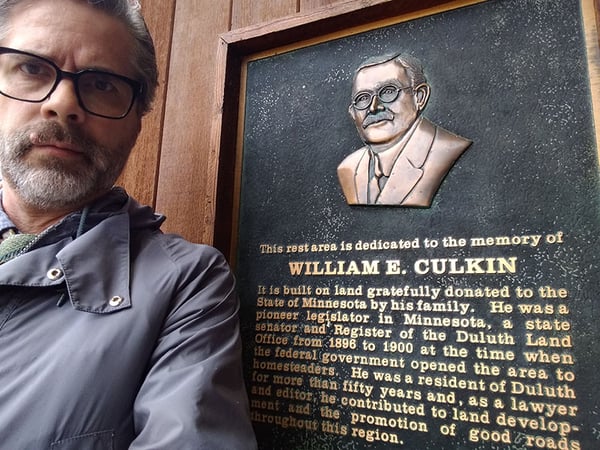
[351,84,413,110]
[0,47,143,119]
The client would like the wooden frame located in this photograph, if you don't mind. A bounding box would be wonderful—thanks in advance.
[208,0,485,257]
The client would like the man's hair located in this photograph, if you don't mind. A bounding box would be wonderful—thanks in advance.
[354,52,427,88]
[0,0,158,115]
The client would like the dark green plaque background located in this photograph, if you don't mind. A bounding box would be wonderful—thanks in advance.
[236,0,600,448]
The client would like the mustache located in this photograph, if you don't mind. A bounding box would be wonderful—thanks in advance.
[29,121,82,146]
[16,121,92,157]
[362,110,394,128]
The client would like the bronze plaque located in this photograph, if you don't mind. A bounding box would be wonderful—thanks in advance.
[235,0,600,448]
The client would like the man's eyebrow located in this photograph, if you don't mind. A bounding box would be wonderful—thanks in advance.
[82,65,126,75]
[6,48,129,76]
[354,79,403,93]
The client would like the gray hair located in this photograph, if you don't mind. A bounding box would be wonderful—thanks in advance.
[355,52,427,88]
[0,0,158,115]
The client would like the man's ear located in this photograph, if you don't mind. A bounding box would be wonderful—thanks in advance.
[414,83,430,111]
[348,103,357,120]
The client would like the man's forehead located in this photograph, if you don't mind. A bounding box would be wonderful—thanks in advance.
[353,60,409,91]
[1,0,136,75]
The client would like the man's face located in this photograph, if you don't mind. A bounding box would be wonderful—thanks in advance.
[0,0,142,210]
[349,60,423,149]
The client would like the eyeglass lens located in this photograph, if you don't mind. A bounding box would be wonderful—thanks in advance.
[353,84,408,110]
[0,50,136,118]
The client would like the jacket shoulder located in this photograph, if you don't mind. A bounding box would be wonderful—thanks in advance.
[432,122,472,156]
[338,146,367,173]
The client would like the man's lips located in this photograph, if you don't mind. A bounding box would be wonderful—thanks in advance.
[29,132,82,155]
[28,144,86,163]
[362,117,393,129]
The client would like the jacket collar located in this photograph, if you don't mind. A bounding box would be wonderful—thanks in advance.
[376,117,436,205]
[0,192,133,314]
[351,118,436,204]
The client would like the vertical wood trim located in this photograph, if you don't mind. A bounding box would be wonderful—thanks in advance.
[118,0,175,209]
[584,0,600,158]
[155,0,233,244]
[213,37,242,250]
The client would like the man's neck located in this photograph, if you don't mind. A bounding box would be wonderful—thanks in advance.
[1,187,77,234]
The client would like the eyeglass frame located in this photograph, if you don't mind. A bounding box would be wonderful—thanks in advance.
[350,83,414,111]
[0,46,143,119]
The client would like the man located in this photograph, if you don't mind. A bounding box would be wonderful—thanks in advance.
[0,0,256,448]
[337,52,472,207]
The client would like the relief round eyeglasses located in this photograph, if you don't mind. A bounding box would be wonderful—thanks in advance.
[351,84,413,110]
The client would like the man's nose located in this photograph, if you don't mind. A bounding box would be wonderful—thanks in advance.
[369,95,384,112]
[39,79,85,123]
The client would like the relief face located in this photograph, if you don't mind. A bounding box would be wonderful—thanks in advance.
[337,53,472,207]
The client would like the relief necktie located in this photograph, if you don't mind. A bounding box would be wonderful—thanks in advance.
[368,152,384,204]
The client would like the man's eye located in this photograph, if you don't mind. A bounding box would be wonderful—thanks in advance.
[380,86,397,96]
[93,79,116,92]
[20,61,50,77]
[354,93,371,104]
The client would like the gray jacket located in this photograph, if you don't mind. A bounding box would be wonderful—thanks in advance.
[0,188,256,449]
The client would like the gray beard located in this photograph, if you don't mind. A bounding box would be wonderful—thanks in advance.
[0,121,129,211]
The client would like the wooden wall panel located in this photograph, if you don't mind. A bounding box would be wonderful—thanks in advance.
[154,0,233,243]
[231,0,298,29]
[118,0,175,209]
[300,0,343,10]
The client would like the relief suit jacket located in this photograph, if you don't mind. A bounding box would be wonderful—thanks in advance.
[0,188,256,449]
[337,117,472,206]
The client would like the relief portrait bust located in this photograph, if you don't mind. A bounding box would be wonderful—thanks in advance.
[337,52,472,207]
